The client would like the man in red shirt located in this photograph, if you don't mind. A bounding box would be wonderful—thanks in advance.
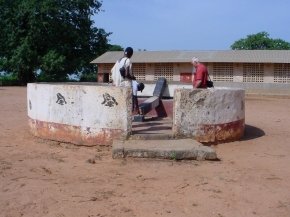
[191,57,208,88]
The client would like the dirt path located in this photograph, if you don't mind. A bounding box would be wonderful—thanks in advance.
[0,87,290,217]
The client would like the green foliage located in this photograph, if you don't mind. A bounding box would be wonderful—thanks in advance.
[231,32,290,50]
[170,151,178,161]
[79,71,97,82]
[0,73,20,86]
[108,44,124,51]
[0,0,111,84]
[38,50,66,82]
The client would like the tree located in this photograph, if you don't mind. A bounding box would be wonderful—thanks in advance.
[78,43,124,82]
[231,32,290,50]
[108,44,124,51]
[0,0,111,84]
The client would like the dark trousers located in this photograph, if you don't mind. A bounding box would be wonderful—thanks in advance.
[132,95,139,113]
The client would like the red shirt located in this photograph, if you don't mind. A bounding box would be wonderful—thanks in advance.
[193,63,208,88]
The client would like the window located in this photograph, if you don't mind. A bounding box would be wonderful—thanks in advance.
[212,63,234,81]
[274,63,290,83]
[154,63,173,81]
[133,63,146,80]
[243,63,264,82]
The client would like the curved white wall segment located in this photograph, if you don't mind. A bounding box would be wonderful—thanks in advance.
[173,88,245,143]
[27,83,132,146]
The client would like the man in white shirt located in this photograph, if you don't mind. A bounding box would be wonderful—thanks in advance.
[111,47,134,87]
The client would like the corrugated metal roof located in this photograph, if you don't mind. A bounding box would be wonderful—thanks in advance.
[91,50,290,64]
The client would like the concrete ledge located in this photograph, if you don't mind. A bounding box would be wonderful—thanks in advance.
[27,83,132,146]
[173,88,245,143]
[139,96,159,115]
[112,139,217,161]
[112,140,125,158]
[137,82,290,98]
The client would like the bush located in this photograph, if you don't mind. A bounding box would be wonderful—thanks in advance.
[0,74,20,86]
[79,72,97,82]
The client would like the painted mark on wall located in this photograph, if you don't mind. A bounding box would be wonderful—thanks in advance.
[101,93,118,107]
[56,93,67,105]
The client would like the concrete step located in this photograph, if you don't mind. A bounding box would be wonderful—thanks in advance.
[129,133,174,140]
[132,117,173,139]
[112,139,217,161]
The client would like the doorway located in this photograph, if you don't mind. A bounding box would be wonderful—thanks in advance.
[103,73,109,83]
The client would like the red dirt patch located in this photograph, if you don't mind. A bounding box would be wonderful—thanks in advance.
[0,87,290,217]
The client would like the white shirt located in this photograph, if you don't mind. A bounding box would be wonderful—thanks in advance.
[132,80,138,96]
[111,57,132,87]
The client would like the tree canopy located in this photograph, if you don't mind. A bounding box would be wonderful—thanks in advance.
[0,0,112,84]
[231,32,290,50]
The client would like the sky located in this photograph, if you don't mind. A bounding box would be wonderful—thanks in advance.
[93,0,290,51]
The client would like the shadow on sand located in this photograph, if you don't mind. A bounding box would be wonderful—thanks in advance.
[242,124,265,141]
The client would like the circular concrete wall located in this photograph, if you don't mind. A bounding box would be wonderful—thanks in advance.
[173,87,245,143]
[27,83,132,146]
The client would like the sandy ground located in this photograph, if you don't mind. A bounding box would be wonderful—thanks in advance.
[0,86,290,217]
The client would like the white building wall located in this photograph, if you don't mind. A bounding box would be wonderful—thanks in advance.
[97,61,290,87]
[145,63,155,81]
[233,63,243,82]
[173,63,178,82]
[264,63,274,83]
[207,63,213,76]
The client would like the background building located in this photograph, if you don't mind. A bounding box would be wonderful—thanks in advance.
[91,50,290,97]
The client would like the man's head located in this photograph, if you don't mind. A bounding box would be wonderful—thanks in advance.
[137,83,145,92]
[191,57,199,67]
[124,47,134,58]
